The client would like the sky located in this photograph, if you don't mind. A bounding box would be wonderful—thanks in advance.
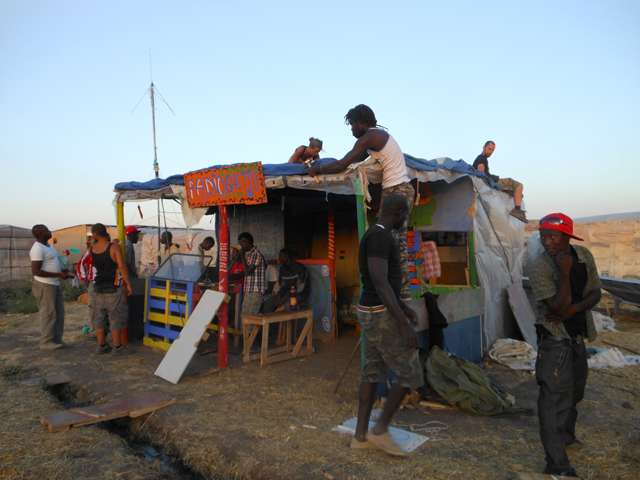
[1,0,639,231]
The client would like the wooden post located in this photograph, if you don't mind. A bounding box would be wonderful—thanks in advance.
[468,232,478,286]
[218,206,229,369]
[116,202,126,257]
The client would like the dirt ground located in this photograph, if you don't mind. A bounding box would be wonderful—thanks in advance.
[1,299,639,480]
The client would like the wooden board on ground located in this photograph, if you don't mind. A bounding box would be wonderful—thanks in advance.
[506,284,538,351]
[517,473,572,479]
[155,289,229,384]
[41,391,176,432]
[20,374,73,388]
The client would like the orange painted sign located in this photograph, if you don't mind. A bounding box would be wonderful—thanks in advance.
[184,162,267,208]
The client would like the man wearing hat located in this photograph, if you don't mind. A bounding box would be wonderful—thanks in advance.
[529,213,601,478]
[125,226,139,279]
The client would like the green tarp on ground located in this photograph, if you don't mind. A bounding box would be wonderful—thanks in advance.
[426,346,521,415]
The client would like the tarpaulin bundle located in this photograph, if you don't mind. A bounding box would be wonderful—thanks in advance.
[425,347,523,415]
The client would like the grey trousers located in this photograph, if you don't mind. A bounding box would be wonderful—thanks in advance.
[536,337,588,475]
[32,280,65,345]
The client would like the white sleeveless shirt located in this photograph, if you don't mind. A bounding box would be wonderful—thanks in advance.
[366,128,410,189]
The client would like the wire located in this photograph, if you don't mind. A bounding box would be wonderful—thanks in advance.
[131,87,150,114]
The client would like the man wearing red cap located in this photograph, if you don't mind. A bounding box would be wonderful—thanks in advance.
[124,226,139,279]
[529,213,601,478]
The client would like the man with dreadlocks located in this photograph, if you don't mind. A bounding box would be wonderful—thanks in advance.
[309,104,414,299]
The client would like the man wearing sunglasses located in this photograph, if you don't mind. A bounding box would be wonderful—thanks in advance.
[472,140,528,223]
[529,213,601,478]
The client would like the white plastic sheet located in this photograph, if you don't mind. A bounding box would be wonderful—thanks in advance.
[588,348,640,369]
[489,339,536,371]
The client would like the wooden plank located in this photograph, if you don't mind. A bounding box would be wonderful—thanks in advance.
[69,407,106,418]
[20,375,72,388]
[260,320,269,367]
[243,323,261,363]
[242,309,314,324]
[292,318,313,357]
[261,347,314,366]
[71,392,174,417]
[506,284,538,351]
[129,397,177,418]
[40,411,97,432]
[154,290,227,384]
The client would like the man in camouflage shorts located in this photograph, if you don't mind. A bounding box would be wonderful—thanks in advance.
[352,194,423,456]
[472,140,528,223]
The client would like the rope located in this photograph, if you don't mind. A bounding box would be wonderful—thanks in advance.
[393,421,451,441]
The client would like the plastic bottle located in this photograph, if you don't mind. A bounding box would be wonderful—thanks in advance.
[290,285,298,310]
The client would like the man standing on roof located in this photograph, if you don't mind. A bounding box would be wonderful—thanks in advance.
[308,104,414,299]
[124,226,139,279]
[30,224,75,349]
[473,141,528,223]
[91,223,133,357]
[236,232,266,316]
[529,213,601,478]
[352,194,422,456]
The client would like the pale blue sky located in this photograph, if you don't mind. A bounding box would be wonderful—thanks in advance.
[1,0,638,230]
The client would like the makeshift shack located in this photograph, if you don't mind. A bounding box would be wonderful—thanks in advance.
[0,225,34,282]
[113,156,524,363]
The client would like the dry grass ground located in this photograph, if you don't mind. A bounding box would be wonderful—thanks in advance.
[0,298,638,479]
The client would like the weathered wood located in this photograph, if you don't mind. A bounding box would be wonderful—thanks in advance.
[129,397,177,418]
[242,309,314,366]
[42,392,176,433]
[20,375,73,388]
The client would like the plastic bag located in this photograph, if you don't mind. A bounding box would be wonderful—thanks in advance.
[71,275,79,288]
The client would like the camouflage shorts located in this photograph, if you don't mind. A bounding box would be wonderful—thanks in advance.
[497,177,522,195]
[357,307,424,389]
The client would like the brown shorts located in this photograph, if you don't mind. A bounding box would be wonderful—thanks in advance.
[94,287,128,330]
[497,177,522,194]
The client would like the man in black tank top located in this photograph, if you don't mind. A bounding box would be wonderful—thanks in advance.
[90,223,133,356]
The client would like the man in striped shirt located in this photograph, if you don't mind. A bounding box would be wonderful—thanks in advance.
[236,232,266,315]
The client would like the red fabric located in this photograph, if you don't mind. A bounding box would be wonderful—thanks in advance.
[420,241,441,280]
[77,249,96,282]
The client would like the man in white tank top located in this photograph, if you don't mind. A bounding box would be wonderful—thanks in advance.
[308,104,414,299]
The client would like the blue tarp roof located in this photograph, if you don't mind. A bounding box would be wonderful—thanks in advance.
[113,156,501,192]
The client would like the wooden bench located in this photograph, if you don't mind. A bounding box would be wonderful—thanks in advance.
[242,309,314,366]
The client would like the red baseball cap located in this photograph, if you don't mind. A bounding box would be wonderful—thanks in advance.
[125,226,139,235]
[538,213,583,241]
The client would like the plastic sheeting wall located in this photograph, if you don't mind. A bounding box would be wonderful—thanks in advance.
[471,177,525,347]
[138,229,217,277]
[0,225,34,282]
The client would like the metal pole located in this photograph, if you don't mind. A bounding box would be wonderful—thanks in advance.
[218,206,229,369]
[150,83,162,266]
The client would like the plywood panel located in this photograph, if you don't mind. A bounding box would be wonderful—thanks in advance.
[154,290,227,384]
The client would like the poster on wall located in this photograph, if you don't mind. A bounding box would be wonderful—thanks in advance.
[302,260,334,335]
[183,162,267,208]
[272,260,334,335]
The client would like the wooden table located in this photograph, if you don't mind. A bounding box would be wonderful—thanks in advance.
[242,309,314,366]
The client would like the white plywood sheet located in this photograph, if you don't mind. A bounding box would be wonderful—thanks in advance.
[332,410,428,452]
[154,289,227,384]
[506,284,538,351]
